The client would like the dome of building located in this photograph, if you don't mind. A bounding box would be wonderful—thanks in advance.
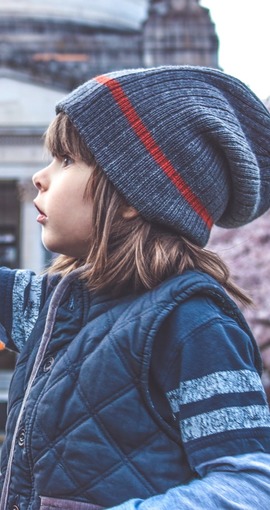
[0,0,148,30]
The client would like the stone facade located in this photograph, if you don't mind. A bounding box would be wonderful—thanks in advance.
[143,0,218,68]
[0,0,218,91]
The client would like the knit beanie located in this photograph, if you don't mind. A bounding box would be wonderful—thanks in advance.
[56,66,270,247]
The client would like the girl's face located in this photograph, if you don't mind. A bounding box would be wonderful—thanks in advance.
[32,155,93,257]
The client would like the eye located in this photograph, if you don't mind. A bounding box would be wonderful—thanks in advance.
[62,155,74,168]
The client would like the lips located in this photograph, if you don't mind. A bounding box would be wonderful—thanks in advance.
[34,201,48,224]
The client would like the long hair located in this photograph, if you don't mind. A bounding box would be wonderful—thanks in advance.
[45,112,252,305]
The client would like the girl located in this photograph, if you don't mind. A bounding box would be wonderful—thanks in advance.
[1,66,270,510]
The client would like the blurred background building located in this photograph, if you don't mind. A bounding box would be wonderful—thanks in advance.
[0,0,269,435]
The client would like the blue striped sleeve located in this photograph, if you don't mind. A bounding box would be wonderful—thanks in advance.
[174,317,270,466]
[0,267,47,351]
[167,369,270,442]
[150,295,270,468]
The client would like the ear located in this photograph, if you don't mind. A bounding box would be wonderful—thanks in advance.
[121,206,139,220]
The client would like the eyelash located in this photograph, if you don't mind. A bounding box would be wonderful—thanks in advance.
[62,155,74,168]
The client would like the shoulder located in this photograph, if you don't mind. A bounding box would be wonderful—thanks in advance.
[155,275,261,375]
[155,270,247,338]
[166,292,243,344]
[124,269,255,350]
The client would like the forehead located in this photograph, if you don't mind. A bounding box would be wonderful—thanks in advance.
[45,113,96,169]
[45,114,77,155]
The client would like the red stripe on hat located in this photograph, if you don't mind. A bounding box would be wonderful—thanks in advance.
[95,75,213,229]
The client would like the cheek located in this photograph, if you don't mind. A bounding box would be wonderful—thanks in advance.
[67,200,93,235]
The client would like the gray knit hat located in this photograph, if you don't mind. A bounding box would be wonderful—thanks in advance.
[56,66,270,246]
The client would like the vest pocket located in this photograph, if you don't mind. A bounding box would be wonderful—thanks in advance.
[40,496,104,510]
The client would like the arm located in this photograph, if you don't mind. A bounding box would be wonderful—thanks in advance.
[110,295,270,509]
[108,452,270,509]
[0,267,47,351]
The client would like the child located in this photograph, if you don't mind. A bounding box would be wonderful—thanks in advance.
[0,66,270,510]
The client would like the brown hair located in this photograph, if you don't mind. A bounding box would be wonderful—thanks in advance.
[44,112,252,305]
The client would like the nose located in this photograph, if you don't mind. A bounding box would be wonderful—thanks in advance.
[32,167,47,191]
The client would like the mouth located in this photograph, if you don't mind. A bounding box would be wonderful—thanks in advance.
[34,201,48,224]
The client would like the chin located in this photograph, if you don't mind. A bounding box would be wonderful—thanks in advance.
[42,236,89,259]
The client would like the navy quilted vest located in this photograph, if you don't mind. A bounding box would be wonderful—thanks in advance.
[0,271,255,509]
